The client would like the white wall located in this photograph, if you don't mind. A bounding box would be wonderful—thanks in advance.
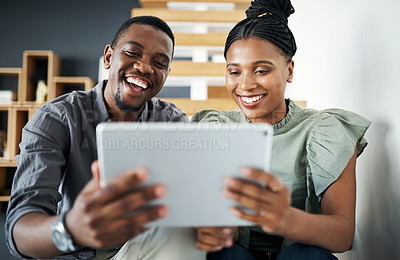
[288,1,400,259]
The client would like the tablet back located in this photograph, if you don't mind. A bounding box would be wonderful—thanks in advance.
[97,122,273,227]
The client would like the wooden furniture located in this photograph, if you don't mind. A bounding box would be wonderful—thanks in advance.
[131,8,245,22]
[163,98,307,117]
[138,0,250,9]
[0,50,94,202]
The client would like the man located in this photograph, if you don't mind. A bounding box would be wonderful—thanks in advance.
[5,16,205,259]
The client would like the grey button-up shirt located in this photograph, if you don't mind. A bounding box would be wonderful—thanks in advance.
[5,80,188,259]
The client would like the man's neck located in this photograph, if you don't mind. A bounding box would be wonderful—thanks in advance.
[108,108,144,122]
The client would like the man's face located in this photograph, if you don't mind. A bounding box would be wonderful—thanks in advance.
[103,23,173,117]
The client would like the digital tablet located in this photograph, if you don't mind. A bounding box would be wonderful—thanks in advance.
[96,122,273,227]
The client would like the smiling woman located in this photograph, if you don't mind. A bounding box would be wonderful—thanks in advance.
[225,37,293,124]
[191,0,371,259]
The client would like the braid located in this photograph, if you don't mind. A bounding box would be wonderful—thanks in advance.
[224,0,296,62]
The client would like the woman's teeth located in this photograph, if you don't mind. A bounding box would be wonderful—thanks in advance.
[126,77,148,89]
[241,94,265,104]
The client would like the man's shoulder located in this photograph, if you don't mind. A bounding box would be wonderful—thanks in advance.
[149,98,189,122]
[42,87,98,113]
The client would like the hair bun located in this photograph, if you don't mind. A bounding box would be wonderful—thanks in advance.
[246,0,295,24]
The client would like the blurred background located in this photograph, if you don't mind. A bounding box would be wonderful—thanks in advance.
[1,0,399,259]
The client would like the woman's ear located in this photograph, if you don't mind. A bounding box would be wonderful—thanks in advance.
[103,45,113,70]
[287,60,294,83]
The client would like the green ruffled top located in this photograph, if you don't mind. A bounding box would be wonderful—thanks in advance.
[191,99,371,252]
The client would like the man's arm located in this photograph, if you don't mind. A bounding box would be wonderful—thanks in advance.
[13,162,168,259]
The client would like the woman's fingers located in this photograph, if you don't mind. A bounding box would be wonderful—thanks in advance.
[241,167,285,192]
[196,227,235,252]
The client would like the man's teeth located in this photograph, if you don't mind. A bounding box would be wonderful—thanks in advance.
[241,94,265,104]
[126,77,148,89]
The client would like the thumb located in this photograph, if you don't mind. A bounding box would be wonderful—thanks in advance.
[91,160,100,188]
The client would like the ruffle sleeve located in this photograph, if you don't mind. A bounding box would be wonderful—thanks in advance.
[306,109,371,198]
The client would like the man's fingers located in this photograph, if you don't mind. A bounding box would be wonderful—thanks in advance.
[91,160,100,187]
[127,205,169,227]
[87,167,149,206]
[96,184,167,219]
[79,205,167,249]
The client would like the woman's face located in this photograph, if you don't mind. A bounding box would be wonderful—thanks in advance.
[225,37,294,124]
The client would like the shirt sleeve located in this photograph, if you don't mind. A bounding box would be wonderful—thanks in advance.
[306,109,371,199]
[191,109,246,123]
[5,103,70,258]
[191,110,220,123]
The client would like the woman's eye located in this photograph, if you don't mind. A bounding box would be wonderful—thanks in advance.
[255,69,270,74]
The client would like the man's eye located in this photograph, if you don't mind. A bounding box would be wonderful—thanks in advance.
[126,51,140,57]
[228,70,240,75]
[154,60,168,69]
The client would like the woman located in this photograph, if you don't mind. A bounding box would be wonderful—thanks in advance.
[192,0,371,259]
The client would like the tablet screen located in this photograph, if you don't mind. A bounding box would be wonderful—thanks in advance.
[97,122,273,227]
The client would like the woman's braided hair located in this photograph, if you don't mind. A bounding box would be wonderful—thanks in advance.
[224,0,297,62]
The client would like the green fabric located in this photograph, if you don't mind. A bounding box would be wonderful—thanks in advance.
[191,99,371,252]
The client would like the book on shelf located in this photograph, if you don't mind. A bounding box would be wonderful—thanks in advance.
[0,90,17,103]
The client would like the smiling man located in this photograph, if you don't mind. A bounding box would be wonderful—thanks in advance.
[4,16,206,260]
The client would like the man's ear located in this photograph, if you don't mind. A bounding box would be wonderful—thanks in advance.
[103,45,113,70]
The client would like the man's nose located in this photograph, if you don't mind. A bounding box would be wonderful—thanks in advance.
[133,60,154,74]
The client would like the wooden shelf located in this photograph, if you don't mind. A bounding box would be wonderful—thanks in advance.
[21,50,60,102]
[0,196,11,202]
[132,8,245,22]
[0,68,22,103]
[52,76,94,99]
[138,0,249,9]
[0,50,95,202]
[0,68,22,75]
[0,158,17,167]
[162,98,238,116]
[170,61,225,76]
[175,32,227,46]
[161,98,306,117]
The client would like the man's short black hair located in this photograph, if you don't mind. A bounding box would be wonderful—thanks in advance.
[111,16,175,54]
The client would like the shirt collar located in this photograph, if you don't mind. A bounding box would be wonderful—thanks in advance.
[92,80,112,124]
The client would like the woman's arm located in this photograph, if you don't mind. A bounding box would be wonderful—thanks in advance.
[224,148,357,253]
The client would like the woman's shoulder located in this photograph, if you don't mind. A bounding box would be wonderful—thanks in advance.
[297,106,371,197]
[191,109,247,123]
[291,101,371,132]
[310,107,370,126]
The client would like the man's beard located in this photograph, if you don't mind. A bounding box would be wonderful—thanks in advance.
[114,87,145,113]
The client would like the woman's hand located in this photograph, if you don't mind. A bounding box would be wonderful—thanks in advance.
[223,167,292,235]
[196,227,238,252]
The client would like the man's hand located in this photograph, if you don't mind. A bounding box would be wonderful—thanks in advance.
[196,227,237,252]
[66,161,168,249]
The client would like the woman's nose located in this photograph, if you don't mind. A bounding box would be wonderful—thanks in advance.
[238,74,257,91]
